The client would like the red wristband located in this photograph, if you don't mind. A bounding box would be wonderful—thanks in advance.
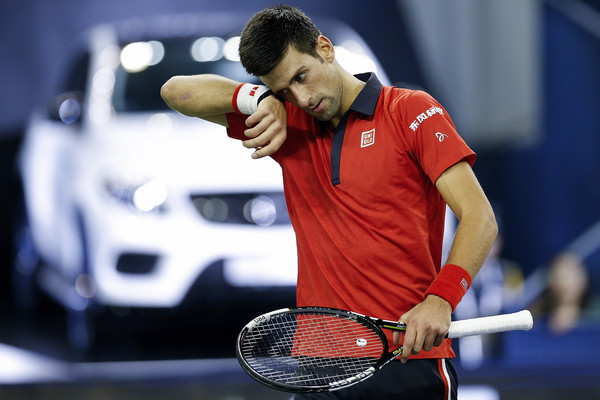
[425,264,472,312]
[231,83,245,114]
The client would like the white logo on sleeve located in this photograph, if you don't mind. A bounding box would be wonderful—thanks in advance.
[409,106,445,132]
[361,129,375,148]
[435,132,448,142]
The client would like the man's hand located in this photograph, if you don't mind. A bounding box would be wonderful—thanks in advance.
[242,95,287,159]
[393,295,452,363]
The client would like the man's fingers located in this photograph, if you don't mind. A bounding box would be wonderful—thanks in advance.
[242,134,274,154]
[255,136,286,158]
[242,121,272,148]
[241,99,287,159]
[244,111,261,128]
[246,134,286,159]
[433,333,445,348]
[400,328,414,364]
[243,116,283,143]
[422,332,435,352]
[250,144,271,159]
[398,322,441,363]
[411,330,426,355]
[242,120,286,158]
[244,108,282,133]
[243,125,262,140]
[242,136,263,149]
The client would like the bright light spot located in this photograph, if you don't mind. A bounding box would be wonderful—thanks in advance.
[339,40,365,55]
[244,196,277,226]
[146,113,173,136]
[75,274,96,298]
[121,42,153,72]
[89,99,112,125]
[90,68,115,124]
[335,46,377,75]
[200,198,228,222]
[133,180,167,212]
[98,45,121,70]
[223,36,241,61]
[92,68,115,95]
[191,37,224,62]
[58,98,81,124]
[147,41,165,66]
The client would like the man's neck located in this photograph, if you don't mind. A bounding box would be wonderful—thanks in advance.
[330,71,366,128]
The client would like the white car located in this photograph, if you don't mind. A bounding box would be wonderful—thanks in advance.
[14,13,388,349]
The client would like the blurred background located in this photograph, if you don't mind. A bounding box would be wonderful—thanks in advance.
[1,0,599,399]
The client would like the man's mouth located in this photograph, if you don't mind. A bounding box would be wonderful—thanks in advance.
[309,99,324,113]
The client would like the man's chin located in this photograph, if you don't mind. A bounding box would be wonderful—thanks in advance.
[310,108,334,122]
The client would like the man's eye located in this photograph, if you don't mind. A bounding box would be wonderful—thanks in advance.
[296,72,306,82]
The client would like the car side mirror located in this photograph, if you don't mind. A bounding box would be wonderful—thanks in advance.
[47,91,84,125]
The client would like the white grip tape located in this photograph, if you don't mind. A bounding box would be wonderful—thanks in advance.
[235,83,271,115]
[447,310,533,338]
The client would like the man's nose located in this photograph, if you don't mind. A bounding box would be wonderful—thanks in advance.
[291,86,310,108]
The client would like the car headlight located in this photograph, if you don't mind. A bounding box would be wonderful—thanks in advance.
[103,178,167,213]
[190,192,290,226]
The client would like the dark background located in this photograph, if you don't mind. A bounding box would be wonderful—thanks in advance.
[0,1,600,397]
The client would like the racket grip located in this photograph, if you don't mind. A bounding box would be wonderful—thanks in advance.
[447,310,533,338]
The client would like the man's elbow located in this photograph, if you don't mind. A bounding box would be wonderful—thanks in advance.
[160,77,179,109]
[484,205,499,242]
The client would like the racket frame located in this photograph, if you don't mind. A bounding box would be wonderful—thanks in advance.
[236,306,533,393]
[236,306,404,392]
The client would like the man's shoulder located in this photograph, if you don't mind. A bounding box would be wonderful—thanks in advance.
[383,85,432,104]
[380,86,443,120]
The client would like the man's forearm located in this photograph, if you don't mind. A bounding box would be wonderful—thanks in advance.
[446,207,497,278]
[161,74,239,119]
[435,162,498,278]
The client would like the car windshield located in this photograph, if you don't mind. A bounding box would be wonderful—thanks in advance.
[112,35,259,112]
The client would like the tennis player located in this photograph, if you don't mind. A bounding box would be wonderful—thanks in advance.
[162,5,498,399]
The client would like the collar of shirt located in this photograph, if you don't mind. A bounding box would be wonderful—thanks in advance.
[330,72,383,185]
[349,72,382,116]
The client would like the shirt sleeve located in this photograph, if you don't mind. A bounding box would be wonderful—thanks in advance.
[225,112,248,141]
[402,90,476,183]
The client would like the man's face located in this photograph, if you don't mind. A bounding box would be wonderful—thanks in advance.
[259,40,342,123]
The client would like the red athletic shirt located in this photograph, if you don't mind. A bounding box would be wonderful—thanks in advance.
[226,73,475,359]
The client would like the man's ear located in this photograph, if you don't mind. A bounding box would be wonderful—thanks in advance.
[316,35,335,63]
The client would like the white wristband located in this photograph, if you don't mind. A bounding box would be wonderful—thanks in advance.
[233,83,272,115]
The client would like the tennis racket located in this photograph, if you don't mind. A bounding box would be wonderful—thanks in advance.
[236,306,533,392]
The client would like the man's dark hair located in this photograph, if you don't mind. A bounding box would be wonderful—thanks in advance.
[239,5,322,76]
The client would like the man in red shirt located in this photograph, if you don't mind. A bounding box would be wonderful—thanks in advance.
[162,5,497,399]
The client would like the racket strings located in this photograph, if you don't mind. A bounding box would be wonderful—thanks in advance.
[240,312,385,387]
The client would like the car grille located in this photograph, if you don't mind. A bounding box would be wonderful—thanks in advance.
[190,192,291,226]
[116,253,159,274]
